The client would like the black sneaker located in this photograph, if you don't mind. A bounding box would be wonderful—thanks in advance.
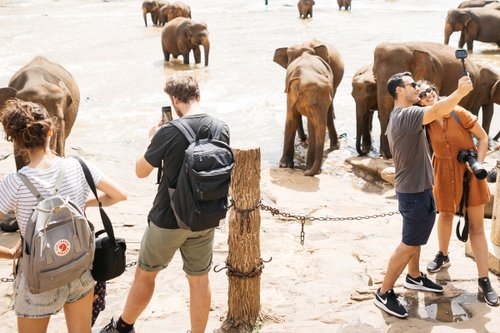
[478,277,499,306]
[99,318,135,333]
[403,272,444,293]
[427,251,450,273]
[373,288,408,318]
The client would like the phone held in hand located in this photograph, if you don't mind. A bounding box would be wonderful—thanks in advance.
[161,106,173,124]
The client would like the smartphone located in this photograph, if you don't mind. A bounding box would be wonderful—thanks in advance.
[455,49,468,59]
[161,106,173,123]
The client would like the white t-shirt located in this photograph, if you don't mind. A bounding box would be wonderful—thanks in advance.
[0,157,103,236]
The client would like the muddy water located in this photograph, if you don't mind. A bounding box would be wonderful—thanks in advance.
[0,0,498,164]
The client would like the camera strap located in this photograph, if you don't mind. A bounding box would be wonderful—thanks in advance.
[456,170,470,242]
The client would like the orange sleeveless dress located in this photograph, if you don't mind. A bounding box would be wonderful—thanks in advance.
[427,106,490,214]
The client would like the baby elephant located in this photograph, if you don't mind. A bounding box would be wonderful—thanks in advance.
[297,0,314,19]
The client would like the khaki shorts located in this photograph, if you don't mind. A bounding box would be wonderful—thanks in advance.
[138,222,215,276]
[14,269,94,318]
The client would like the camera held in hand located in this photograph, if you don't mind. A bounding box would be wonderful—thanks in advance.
[457,149,487,180]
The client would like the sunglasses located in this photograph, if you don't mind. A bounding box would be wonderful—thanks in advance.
[418,87,435,99]
[402,82,418,90]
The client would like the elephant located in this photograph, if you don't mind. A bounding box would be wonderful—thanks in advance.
[274,39,344,148]
[485,2,500,8]
[274,40,344,176]
[158,4,170,26]
[337,0,351,10]
[351,64,378,156]
[372,42,481,158]
[297,0,314,19]
[0,56,80,170]
[161,17,210,66]
[444,8,500,51]
[166,1,191,23]
[142,0,161,27]
[458,0,498,8]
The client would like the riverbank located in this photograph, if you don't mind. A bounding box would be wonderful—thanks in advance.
[1,141,499,332]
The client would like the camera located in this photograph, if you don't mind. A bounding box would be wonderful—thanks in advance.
[455,49,468,59]
[455,49,468,76]
[457,149,487,179]
[161,106,173,124]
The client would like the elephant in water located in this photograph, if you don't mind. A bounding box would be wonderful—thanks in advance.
[337,0,351,10]
[0,56,80,169]
[351,64,377,156]
[458,0,498,8]
[297,0,314,19]
[142,0,161,26]
[273,40,344,176]
[444,8,500,51]
[161,17,210,66]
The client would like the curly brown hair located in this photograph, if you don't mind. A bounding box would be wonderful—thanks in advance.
[164,75,200,103]
[1,99,54,151]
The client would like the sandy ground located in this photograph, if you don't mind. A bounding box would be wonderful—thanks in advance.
[1,139,500,333]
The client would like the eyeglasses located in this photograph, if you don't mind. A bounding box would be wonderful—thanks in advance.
[402,82,418,90]
[418,87,435,99]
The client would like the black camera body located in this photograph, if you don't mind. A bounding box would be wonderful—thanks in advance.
[457,149,487,179]
[455,49,468,76]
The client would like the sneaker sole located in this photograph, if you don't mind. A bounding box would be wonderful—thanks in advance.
[427,261,451,273]
[403,281,444,293]
[478,290,500,307]
[373,299,408,318]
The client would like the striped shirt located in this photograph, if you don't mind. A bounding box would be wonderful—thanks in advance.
[0,157,103,236]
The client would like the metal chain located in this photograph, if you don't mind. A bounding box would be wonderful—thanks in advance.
[258,200,399,222]
[213,257,272,279]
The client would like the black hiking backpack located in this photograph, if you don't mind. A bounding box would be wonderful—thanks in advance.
[168,117,234,231]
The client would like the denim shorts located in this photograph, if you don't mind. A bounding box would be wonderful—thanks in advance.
[13,269,95,318]
[138,222,214,276]
[397,188,436,246]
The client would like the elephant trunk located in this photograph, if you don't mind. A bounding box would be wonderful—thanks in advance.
[201,37,210,66]
[444,23,453,45]
[355,104,371,156]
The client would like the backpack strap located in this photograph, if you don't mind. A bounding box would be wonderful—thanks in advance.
[212,119,224,141]
[74,157,117,246]
[17,173,44,201]
[450,111,461,125]
[17,161,67,201]
[171,118,196,143]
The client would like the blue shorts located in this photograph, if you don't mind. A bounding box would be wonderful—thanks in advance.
[397,189,436,246]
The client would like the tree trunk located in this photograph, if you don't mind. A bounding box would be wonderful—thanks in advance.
[222,144,261,333]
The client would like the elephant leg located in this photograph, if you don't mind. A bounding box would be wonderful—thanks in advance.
[297,117,307,142]
[356,105,372,156]
[183,52,190,65]
[143,13,148,27]
[458,31,465,48]
[327,104,338,150]
[193,46,201,64]
[163,48,170,62]
[280,97,299,169]
[481,103,493,134]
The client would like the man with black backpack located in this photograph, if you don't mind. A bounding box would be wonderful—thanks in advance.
[100,75,231,333]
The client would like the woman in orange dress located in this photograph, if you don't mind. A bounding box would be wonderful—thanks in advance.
[416,80,498,306]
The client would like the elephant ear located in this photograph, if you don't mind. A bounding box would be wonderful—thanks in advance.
[411,50,438,81]
[0,87,17,108]
[273,47,289,69]
[492,80,500,104]
[313,45,329,64]
[460,11,472,26]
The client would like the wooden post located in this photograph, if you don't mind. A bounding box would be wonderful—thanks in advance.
[491,160,500,246]
[221,144,261,333]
